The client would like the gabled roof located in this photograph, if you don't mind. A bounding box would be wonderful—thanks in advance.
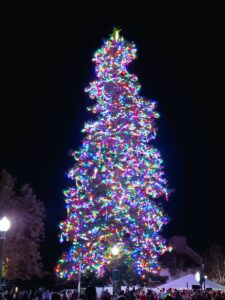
[156,273,225,291]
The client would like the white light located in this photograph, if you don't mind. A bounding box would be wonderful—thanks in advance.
[195,272,200,282]
[204,275,208,279]
[111,246,119,256]
[0,217,11,232]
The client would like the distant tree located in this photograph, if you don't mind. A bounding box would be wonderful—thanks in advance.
[160,251,185,278]
[159,251,200,279]
[0,170,45,280]
[204,244,225,285]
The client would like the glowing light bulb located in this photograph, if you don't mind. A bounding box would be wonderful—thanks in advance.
[111,246,119,256]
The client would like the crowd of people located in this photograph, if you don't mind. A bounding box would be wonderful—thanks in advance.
[0,286,225,300]
[100,287,225,300]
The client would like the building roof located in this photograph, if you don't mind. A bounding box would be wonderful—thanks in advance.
[155,273,225,291]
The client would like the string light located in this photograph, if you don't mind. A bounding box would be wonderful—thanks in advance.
[56,29,171,279]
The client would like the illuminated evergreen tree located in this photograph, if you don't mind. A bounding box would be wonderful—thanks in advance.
[56,29,171,279]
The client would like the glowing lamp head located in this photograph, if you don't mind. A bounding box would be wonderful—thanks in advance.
[111,246,119,256]
[0,217,11,232]
[195,271,200,282]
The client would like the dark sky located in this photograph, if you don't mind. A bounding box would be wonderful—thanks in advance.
[1,8,224,271]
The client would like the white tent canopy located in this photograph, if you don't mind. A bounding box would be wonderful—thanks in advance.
[156,274,225,291]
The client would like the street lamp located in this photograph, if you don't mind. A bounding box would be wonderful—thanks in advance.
[204,275,208,290]
[0,217,11,281]
[111,245,121,298]
[77,257,82,300]
[195,270,205,290]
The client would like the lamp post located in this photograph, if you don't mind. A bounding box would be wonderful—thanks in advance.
[195,270,205,290]
[111,245,120,298]
[204,275,207,290]
[0,217,11,281]
[77,257,82,300]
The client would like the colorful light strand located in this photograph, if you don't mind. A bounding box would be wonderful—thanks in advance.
[56,30,171,279]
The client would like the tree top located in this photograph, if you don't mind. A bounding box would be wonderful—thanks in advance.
[111,27,122,41]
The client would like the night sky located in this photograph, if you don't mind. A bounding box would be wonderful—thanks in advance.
[1,9,224,271]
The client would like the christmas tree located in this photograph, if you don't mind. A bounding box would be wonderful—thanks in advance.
[56,29,171,279]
